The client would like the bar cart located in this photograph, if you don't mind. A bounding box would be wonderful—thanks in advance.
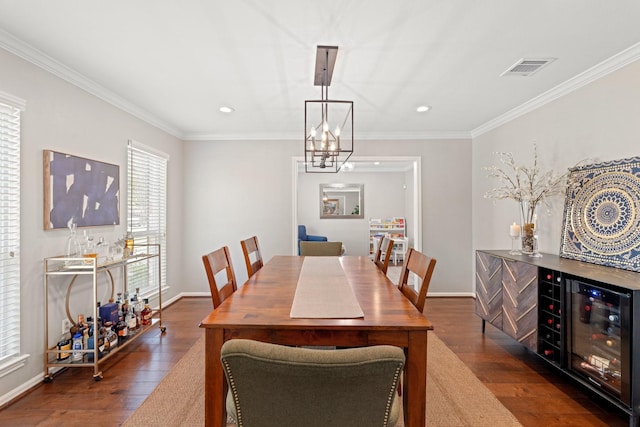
[43,244,165,381]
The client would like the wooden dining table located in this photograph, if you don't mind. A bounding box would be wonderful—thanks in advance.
[199,255,433,427]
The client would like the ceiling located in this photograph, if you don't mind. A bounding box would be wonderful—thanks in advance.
[1,1,640,141]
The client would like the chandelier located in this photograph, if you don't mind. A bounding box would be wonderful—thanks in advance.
[304,45,354,173]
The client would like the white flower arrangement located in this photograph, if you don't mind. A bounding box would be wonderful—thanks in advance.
[483,143,568,225]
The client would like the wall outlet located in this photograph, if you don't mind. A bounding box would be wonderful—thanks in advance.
[62,319,72,335]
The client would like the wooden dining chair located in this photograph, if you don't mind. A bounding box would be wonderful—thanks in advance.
[397,247,437,313]
[240,235,263,278]
[299,241,343,256]
[202,246,238,309]
[373,236,394,274]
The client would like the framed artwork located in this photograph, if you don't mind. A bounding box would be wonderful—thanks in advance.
[323,198,342,215]
[560,156,640,272]
[43,150,120,230]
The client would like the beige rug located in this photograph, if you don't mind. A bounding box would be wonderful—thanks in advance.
[124,333,521,426]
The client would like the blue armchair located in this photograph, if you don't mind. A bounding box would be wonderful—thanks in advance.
[298,225,327,254]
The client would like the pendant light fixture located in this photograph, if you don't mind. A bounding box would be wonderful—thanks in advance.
[304,45,354,173]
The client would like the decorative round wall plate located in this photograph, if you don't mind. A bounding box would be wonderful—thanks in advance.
[560,156,640,272]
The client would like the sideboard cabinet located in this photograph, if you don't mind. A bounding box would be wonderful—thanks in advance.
[476,250,640,426]
[475,251,538,351]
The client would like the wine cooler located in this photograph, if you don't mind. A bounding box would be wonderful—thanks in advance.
[568,278,632,406]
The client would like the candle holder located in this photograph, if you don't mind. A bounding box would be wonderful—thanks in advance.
[510,235,522,255]
[509,222,522,255]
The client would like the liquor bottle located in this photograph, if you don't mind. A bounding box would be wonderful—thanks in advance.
[116,316,128,343]
[126,307,137,334]
[56,334,71,360]
[105,327,118,351]
[134,292,143,330]
[116,292,123,315]
[141,298,152,326]
[121,293,129,318]
[64,220,81,262]
[72,331,83,362]
[124,232,134,257]
[543,349,553,356]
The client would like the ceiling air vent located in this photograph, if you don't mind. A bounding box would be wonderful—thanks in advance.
[501,58,556,77]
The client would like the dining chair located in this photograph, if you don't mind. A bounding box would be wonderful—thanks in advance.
[201,246,238,309]
[299,241,343,256]
[397,247,437,313]
[373,236,394,274]
[240,235,263,278]
[221,338,405,427]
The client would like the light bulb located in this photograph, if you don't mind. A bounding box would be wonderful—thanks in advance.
[310,127,316,137]
[323,121,329,132]
[335,126,340,136]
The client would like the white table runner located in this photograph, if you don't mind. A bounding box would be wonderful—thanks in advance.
[290,257,364,319]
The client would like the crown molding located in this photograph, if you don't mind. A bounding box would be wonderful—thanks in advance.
[182,130,471,142]
[0,29,183,139]
[471,41,640,138]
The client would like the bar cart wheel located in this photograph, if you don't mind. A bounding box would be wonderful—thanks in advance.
[93,372,103,381]
[160,326,167,333]
[43,375,53,383]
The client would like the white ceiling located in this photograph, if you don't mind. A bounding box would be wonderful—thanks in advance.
[1,1,640,141]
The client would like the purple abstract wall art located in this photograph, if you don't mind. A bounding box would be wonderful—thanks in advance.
[43,150,120,230]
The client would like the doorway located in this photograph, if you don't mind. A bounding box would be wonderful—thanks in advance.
[292,156,422,256]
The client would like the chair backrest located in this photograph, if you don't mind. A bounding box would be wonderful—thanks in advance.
[221,339,405,427]
[202,246,238,308]
[298,224,308,240]
[240,236,263,278]
[299,241,343,256]
[373,236,394,274]
[397,248,436,313]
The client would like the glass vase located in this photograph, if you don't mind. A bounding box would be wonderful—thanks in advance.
[520,200,542,257]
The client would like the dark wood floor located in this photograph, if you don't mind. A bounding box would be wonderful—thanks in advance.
[0,297,631,426]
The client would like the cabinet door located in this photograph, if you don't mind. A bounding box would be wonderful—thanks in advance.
[502,259,538,351]
[475,252,503,328]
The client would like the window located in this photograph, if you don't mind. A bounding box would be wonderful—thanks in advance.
[0,92,24,373]
[127,140,168,296]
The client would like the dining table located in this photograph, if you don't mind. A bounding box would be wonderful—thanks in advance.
[199,255,433,427]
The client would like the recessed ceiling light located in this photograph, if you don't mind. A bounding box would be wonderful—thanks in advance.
[374,161,380,165]
[219,106,235,113]
[416,105,431,113]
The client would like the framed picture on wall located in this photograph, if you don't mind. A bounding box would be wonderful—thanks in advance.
[43,150,120,230]
[559,156,640,272]
[323,198,342,215]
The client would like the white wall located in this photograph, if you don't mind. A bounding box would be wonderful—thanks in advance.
[0,48,184,401]
[181,140,299,291]
[472,59,640,282]
[182,138,474,298]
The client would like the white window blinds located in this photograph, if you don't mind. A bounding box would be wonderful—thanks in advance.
[127,140,168,296]
[0,97,22,365]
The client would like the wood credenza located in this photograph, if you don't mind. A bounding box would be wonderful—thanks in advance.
[475,251,538,350]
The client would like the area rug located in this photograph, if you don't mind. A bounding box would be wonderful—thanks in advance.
[123,333,521,427]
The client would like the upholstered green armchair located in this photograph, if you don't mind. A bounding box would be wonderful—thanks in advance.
[221,339,405,427]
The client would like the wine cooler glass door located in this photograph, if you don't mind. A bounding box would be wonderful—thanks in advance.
[570,280,630,403]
